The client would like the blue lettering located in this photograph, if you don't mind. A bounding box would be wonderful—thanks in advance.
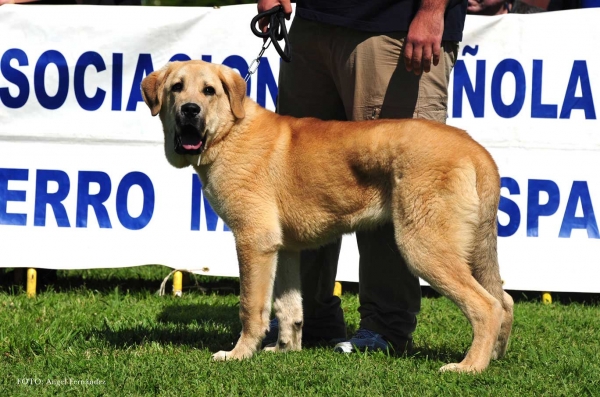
[452,57,597,120]
[560,60,596,119]
[498,177,521,237]
[559,181,600,239]
[257,58,277,108]
[170,53,191,62]
[527,179,560,237]
[34,169,70,227]
[191,174,230,232]
[491,59,525,118]
[116,172,154,230]
[126,53,154,111]
[76,171,112,228]
[191,174,201,231]
[34,50,69,110]
[452,60,485,118]
[112,53,123,111]
[0,49,29,109]
[531,60,558,118]
[74,51,107,111]
[0,168,28,226]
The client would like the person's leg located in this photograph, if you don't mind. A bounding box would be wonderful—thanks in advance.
[299,242,346,343]
[272,17,348,345]
[355,224,419,352]
[331,30,458,352]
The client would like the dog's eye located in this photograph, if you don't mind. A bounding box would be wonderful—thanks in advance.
[172,83,183,92]
[203,86,215,96]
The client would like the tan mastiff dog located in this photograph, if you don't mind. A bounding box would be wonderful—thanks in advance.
[141,60,513,373]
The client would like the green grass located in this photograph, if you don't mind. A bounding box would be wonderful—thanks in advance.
[1,267,599,396]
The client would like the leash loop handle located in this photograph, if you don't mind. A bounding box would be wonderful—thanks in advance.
[250,5,292,63]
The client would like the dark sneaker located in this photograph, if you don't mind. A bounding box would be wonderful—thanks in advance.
[334,328,393,354]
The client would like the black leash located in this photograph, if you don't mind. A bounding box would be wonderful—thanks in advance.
[245,6,292,82]
[250,5,291,62]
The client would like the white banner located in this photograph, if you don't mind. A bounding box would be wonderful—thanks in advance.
[1,5,599,292]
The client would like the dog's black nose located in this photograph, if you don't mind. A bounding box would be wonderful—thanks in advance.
[181,103,201,118]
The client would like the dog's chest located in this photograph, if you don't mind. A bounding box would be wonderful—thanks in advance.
[194,174,225,218]
[200,184,222,213]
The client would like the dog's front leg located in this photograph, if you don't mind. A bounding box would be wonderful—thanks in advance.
[264,250,303,353]
[212,242,277,361]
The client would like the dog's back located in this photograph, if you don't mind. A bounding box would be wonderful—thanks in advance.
[265,114,499,251]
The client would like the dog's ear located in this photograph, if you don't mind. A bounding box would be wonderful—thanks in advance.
[141,67,168,117]
[218,66,246,120]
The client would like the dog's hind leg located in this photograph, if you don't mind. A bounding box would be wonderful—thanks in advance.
[494,291,513,360]
[212,241,278,361]
[264,250,303,353]
[469,235,513,360]
[395,194,502,372]
[406,247,503,373]
[433,269,503,373]
[469,175,513,360]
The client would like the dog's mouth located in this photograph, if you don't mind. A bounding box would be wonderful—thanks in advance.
[174,124,207,155]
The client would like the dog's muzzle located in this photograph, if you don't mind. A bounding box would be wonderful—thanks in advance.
[174,103,207,155]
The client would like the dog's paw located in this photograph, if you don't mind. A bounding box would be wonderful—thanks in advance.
[262,341,300,353]
[439,363,481,373]
[211,350,231,361]
[212,347,254,361]
[263,343,277,352]
[491,342,508,360]
[491,340,503,360]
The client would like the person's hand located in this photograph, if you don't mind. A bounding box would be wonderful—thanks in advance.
[404,8,445,75]
[257,0,292,34]
[0,0,17,5]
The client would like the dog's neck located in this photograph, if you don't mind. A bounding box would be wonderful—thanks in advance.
[194,99,268,167]
[190,99,277,200]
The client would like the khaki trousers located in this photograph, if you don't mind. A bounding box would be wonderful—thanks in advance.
[277,17,458,348]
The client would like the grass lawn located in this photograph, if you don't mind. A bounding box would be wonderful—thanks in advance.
[1,266,599,396]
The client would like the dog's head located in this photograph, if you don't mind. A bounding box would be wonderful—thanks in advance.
[141,60,246,168]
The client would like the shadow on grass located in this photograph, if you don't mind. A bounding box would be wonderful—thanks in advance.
[1,268,166,294]
[90,303,240,351]
[1,268,241,295]
[344,283,600,305]
[3,268,599,305]
[506,289,600,305]
[408,345,467,365]
[88,300,470,364]
[156,303,239,326]
[154,302,467,365]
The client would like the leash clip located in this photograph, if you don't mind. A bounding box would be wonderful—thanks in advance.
[245,39,272,83]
